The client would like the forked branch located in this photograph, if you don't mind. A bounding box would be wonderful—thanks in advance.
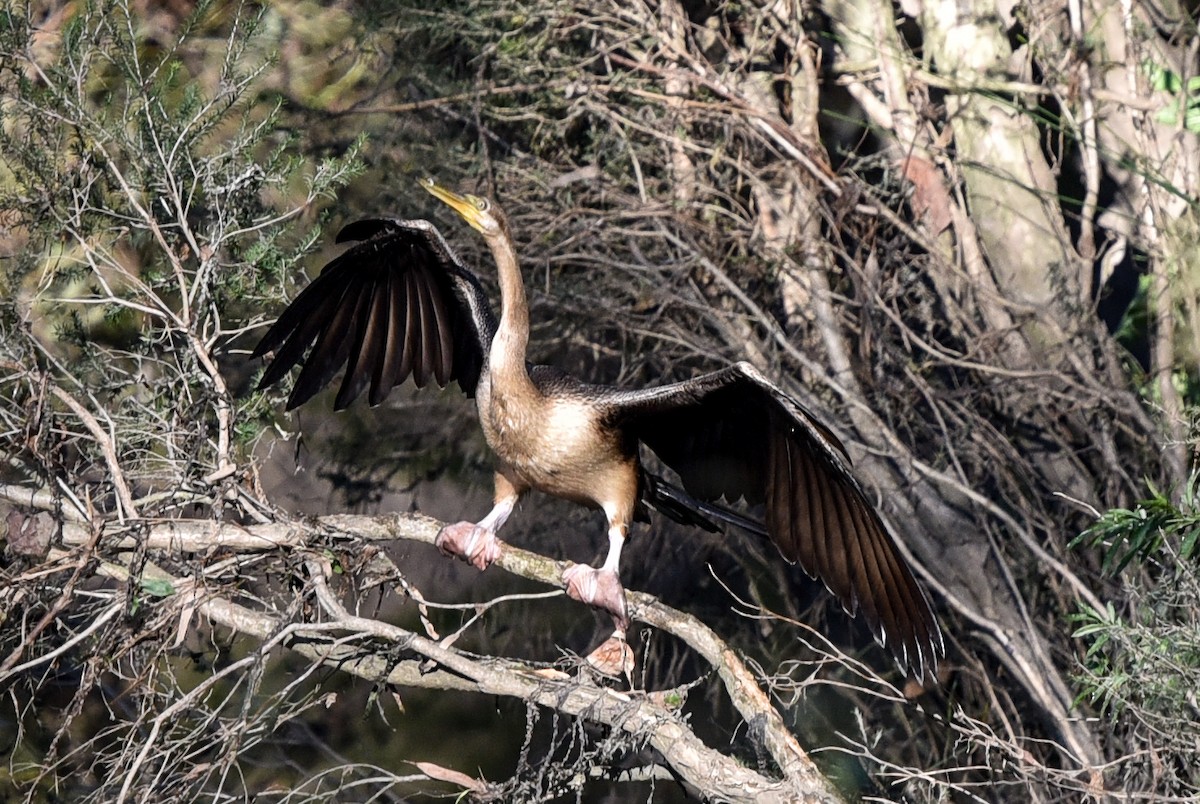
[31,507,843,803]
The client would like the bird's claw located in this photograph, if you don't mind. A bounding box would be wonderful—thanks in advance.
[435,521,503,571]
[562,564,629,629]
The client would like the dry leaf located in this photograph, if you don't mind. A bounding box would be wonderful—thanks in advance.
[412,761,486,793]
[4,509,53,558]
[900,154,953,236]
[530,667,571,680]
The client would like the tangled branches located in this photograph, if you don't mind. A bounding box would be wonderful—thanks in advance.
[2,0,1197,800]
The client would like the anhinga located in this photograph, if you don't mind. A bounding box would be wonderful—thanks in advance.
[253,177,943,679]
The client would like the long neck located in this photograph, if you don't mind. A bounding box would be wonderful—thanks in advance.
[487,232,535,391]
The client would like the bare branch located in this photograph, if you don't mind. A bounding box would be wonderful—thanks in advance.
[34,507,846,802]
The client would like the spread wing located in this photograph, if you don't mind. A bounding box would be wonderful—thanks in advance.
[253,218,497,410]
[606,362,942,678]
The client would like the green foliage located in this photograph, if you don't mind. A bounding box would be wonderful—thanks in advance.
[0,5,372,799]
[1069,473,1200,572]
[0,0,363,496]
[1071,469,1200,795]
[1145,59,1200,132]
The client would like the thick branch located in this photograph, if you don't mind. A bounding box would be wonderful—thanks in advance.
[42,508,842,802]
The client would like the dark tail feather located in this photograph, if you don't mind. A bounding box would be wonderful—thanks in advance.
[642,472,768,538]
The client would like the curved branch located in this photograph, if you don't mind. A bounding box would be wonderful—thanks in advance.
[47,508,844,802]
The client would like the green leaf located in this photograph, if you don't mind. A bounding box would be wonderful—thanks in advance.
[140,577,176,597]
[1186,106,1200,134]
[1182,525,1200,560]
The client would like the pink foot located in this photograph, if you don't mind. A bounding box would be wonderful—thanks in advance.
[435,521,503,570]
[585,632,634,677]
[562,564,628,628]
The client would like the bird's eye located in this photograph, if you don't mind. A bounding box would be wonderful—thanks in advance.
[475,197,490,213]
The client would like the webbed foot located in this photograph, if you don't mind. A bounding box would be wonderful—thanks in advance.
[585,631,635,677]
[562,564,629,629]
[435,521,503,571]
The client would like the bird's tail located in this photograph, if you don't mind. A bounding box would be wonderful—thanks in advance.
[641,472,768,538]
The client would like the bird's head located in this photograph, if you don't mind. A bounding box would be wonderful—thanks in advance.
[420,177,506,239]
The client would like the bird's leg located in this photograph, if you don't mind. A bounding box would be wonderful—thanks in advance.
[564,522,634,676]
[563,522,630,627]
[435,493,515,571]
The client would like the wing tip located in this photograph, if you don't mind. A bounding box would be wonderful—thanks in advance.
[879,607,945,684]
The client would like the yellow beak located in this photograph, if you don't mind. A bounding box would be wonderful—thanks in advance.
[419,177,488,233]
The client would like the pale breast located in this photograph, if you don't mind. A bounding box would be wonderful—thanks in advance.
[480,390,631,504]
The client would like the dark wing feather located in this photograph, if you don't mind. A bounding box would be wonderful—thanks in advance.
[412,261,438,388]
[607,361,942,679]
[253,218,497,409]
[368,270,402,406]
[291,279,371,409]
